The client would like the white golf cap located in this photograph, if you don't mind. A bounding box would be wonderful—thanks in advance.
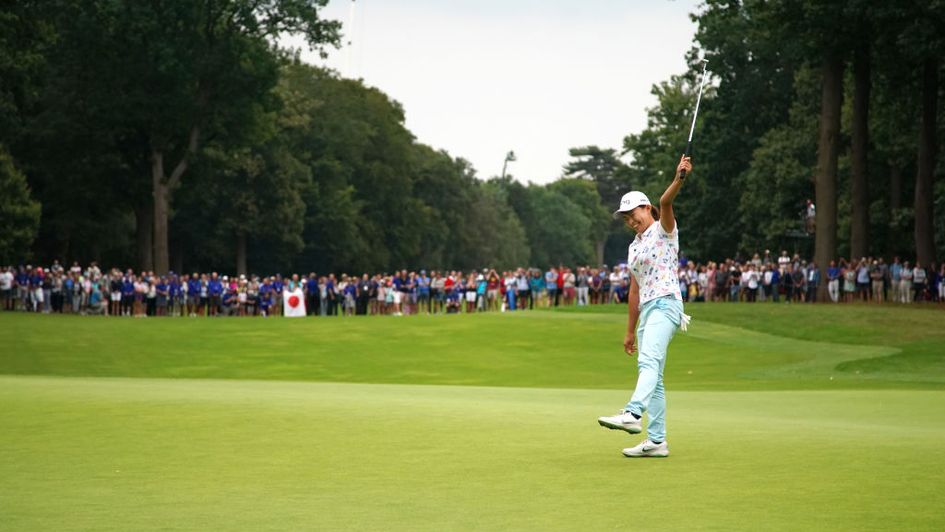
[613,191,651,218]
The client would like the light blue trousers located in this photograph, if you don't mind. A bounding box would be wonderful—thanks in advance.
[624,296,683,443]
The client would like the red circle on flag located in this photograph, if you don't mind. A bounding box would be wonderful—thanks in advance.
[288,295,300,308]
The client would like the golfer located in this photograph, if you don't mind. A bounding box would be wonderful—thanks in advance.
[598,154,692,458]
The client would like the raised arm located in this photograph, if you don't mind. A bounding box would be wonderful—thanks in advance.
[659,155,692,234]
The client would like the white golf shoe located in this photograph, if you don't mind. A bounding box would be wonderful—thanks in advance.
[597,411,642,434]
[622,439,669,458]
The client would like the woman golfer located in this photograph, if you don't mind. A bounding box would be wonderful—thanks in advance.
[598,154,692,458]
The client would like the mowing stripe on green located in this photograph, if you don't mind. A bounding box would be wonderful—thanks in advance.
[2,376,944,531]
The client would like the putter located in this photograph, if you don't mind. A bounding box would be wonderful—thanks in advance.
[679,59,709,180]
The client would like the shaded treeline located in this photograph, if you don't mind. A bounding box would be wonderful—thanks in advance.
[1,1,943,278]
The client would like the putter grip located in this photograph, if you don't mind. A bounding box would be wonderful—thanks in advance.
[678,147,691,180]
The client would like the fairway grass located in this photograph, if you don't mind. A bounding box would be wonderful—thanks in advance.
[2,376,944,530]
[2,305,944,530]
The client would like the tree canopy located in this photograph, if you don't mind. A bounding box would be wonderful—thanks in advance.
[1,2,943,273]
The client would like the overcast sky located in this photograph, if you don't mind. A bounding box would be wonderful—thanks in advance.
[292,0,701,184]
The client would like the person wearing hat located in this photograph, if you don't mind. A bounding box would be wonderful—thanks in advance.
[598,155,693,458]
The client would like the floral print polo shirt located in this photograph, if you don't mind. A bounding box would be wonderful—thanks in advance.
[627,220,683,307]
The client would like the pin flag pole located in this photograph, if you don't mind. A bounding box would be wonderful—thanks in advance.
[679,59,709,180]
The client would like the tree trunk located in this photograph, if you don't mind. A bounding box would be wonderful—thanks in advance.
[890,164,903,211]
[914,57,938,267]
[814,56,844,302]
[152,149,171,275]
[151,126,199,275]
[850,45,870,260]
[236,232,248,276]
[594,239,604,268]
[135,201,154,272]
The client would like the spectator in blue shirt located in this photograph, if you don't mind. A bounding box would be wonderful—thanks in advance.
[418,270,431,314]
[258,278,272,316]
[121,274,135,316]
[12,267,25,310]
[827,261,841,303]
[168,276,181,316]
[208,272,223,317]
[324,274,336,315]
[305,273,319,316]
[187,274,201,317]
[156,278,168,316]
[221,286,238,317]
[614,279,628,303]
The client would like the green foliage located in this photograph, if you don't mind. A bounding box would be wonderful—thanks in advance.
[560,148,633,264]
[562,146,631,209]
[462,184,531,271]
[622,73,727,260]
[0,1,54,141]
[623,76,693,197]
[738,66,820,253]
[170,61,532,274]
[0,146,40,263]
[21,0,340,272]
[6,1,945,269]
[513,185,594,268]
[548,178,611,261]
[616,1,945,262]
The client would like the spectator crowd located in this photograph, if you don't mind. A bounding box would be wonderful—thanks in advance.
[1,250,943,318]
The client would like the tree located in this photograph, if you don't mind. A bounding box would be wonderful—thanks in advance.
[849,40,871,260]
[548,178,611,265]
[691,2,798,260]
[0,2,125,265]
[176,141,308,276]
[0,1,54,142]
[763,1,859,298]
[40,1,340,273]
[863,2,945,263]
[276,63,424,273]
[0,147,41,263]
[562,146,633,265]
[622,70,726,261]
[913,57,939,266]
[463,183,530,270]
[512,185,593,268]
[410,145,483,270]
[894,1,945,266]
[562,146,630,210]
[739,67,820,255]
[813,53,844,296]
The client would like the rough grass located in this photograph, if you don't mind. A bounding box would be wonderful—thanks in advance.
[2,303,944,390]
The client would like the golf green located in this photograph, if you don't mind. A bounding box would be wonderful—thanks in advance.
[1,304,943,530]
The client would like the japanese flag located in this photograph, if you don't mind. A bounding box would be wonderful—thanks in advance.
[283,287,306,317]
